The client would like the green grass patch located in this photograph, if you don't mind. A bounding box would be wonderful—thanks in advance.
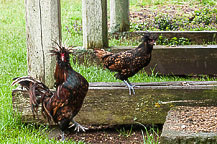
[61,0,83,46]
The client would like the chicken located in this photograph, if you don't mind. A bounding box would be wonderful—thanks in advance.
[12,44,89,140]
[94,33,158,95]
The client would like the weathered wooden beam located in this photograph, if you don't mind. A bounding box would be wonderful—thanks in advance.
[110,31,217,45]
[82,0,108,49]
[25,0,61,88]
[145,45,217,76]
[72,45,217,76]
[110,0,130,33]
[12,81,217,125]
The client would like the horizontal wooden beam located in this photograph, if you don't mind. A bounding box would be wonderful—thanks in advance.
[73,45,217,76]
[12,81,217,126]
[110,31,217,45]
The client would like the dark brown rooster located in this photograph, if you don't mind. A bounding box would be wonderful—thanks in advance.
[12,44,89,140]
[94,33,158,95]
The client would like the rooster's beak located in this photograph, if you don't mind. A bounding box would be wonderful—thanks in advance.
[61,54,65,61]
[149,40,156,45]
[61,56,64,61]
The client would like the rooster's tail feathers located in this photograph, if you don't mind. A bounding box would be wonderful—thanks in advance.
[11,76,53,118]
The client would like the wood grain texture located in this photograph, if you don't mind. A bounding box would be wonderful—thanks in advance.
[12,81,217,125]
[145,46,217,75]
[25,0,61,88]
[82,0,108,49]
[110,0,130,33]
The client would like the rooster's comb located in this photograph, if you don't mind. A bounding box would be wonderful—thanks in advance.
[50,40,74,55]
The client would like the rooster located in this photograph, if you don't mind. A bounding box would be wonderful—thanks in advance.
[94,33,158,95]
[12,44,89,140]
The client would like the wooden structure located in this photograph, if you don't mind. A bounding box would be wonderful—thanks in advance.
[25,0,61,88]
[110,0,130,33]
[12,81,217,125]
[82,0,108,49]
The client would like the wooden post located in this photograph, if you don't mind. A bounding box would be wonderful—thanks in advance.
[25,0,61,88]
[110,0,130,33]
[82,0,108,49]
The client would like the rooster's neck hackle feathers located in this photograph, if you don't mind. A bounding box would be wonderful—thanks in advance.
[50,43,74,68]
[137,33,158,53]
[94,49,113,61]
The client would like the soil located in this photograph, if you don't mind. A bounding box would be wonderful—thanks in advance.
[129,2,217,31]
[51,124,162,143]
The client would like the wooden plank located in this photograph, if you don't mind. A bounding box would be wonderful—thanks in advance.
[72,45,217,76]
[110,0,130,33]
[82,0,108,49]
[12,81,217,125]
[110,31,217,45]
[90,81,217,87]
[146,46,217,76]
[25,0,61,88]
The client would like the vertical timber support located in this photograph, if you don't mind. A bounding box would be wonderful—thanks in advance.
[25,0,61,88]
[82,0,108,49]
[110,0,130,33]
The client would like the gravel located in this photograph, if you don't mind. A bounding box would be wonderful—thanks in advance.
[165,106,217,133]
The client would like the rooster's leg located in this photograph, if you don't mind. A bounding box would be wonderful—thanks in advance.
[123,79,135,95]
[69,119,88,132]
[61,131,65,141]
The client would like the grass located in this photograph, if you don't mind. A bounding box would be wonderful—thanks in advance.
[116,125,133,138]
[141,127,159,144]
[61,0,83,46]
[0,0,217,143]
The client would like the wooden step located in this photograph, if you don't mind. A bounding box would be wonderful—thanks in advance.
[12,81,217,126]
[160,106,217,143]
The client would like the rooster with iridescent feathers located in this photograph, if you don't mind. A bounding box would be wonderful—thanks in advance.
[12,42,89,140]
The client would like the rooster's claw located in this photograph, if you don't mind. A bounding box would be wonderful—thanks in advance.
[69,120,88,132]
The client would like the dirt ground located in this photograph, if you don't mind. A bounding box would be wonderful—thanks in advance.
[49,124,162,143]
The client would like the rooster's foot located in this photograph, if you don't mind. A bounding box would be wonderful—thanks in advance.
[69,120,88,132]
[123,80,136,95]
[61,131,65,141]
[128,85,135,95]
